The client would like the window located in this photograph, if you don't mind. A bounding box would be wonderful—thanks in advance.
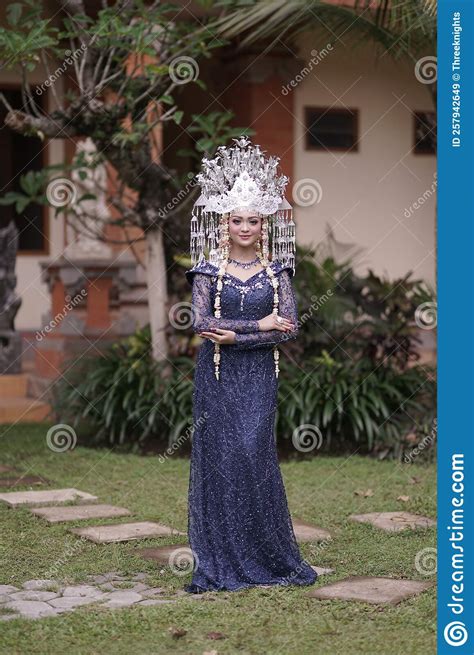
[413,111,436,154]
[0,87,48,254]
[305,106,359,152]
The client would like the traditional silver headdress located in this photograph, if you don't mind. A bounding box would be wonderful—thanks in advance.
[190,135,295,273]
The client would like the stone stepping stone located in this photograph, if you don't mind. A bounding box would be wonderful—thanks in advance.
[0,475,51,489]
[292,518,332,543]
[349,511,436,532]
[97,581,148,593]
[137,598,176,606]
[47,585,108,610]
[30,504,131,523]
[49,596,105,610]
[3,600,63,619]
[0,575,186,620]
[70,521,186,544]
[9,590,58,602]
[22,580,57,591]
[137,545,191,565]
[306,575,434,605]
[0,488,97,508]
[311,565,334,576]
[101,591,145,608]
[62,585,107,598]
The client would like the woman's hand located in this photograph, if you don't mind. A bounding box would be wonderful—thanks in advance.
[198,328,236,344]
[257,314,295,333]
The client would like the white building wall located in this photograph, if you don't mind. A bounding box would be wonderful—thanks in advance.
[293,34,436,289]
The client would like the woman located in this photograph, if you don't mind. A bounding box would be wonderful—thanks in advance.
[183,136,318,593]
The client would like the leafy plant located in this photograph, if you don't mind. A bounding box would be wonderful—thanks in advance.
[277,351,435,457]
[50,325,194,450]
[292,243,435,371]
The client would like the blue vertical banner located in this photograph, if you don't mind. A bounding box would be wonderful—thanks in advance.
[438,0,474,653]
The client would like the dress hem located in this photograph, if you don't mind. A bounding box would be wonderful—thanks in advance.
[183,571,318,594]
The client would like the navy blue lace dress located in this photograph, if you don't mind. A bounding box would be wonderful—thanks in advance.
[183,258,318,593]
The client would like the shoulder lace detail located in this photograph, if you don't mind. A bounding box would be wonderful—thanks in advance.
[185,260,218,286]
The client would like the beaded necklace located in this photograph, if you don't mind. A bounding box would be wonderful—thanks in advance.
[228,256,260,269]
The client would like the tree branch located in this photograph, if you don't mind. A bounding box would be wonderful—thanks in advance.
[3,110,78,138]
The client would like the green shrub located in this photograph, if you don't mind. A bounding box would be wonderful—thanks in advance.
[292,243,434,370]
[277,350,435,458]
[50,325,194,450]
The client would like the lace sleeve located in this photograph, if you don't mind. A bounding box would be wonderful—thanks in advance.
[228,270,299,350]
[191,273,260,334]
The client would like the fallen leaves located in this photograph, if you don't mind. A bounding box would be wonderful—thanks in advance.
[206,632,226,640]
[354,488,374,497]
[168,626,187,639]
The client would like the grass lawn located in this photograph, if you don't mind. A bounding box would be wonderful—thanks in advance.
[0,423,436,655]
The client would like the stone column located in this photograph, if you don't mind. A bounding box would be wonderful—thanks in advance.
[36,252,140,379]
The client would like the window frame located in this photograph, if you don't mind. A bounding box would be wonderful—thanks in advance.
[412,110,436,155]
[304,105,359,153]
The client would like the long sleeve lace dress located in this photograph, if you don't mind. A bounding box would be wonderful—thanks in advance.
[183,258,318,593]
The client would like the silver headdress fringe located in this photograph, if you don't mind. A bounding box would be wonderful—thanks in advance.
[190,135,295,273]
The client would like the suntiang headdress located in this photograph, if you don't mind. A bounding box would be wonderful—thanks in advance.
[190,135,295,273]
[189,135,296,381]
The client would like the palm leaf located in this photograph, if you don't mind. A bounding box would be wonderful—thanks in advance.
[209,0,436,64]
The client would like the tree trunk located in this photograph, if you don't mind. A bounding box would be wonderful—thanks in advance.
[145,228,169,362]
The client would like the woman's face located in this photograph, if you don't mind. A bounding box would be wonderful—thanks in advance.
[228,210,262,247]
